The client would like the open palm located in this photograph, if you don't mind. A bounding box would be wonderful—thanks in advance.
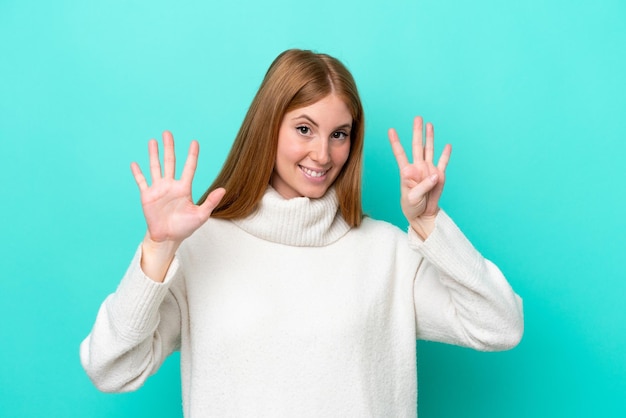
[131,131,225,245]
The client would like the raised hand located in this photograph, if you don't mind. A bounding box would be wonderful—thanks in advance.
[130,131,225,281]
[388,116,451,240]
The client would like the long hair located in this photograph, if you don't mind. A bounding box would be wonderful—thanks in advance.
[198,49,365,227]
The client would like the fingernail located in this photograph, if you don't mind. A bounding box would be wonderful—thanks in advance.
[430,174,438,182]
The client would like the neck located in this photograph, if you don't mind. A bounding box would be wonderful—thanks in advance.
[232,187,351,247]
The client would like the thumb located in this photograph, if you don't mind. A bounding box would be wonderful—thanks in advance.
[407,174,438,203]
[199,187,226,216]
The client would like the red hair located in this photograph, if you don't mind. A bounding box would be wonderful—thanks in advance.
[198,49,365,227]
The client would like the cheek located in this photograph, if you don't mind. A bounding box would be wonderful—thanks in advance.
[279,144,306,166]
[276,137,300,165]
[334,142,351,169]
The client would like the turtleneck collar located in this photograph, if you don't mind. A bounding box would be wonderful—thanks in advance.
[232,187,351,247]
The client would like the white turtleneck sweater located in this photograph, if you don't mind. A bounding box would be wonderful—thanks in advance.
[80,187,523,417]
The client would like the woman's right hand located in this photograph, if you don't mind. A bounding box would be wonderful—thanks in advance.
[130,131,225,282]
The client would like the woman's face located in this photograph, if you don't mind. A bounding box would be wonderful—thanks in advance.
[271,94,352,199]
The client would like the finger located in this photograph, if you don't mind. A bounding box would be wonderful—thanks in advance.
[412,116,424,162]
[437,144,452,172]
[427,184,445,214]
[198,187,226,218]
[424,122,434,163]
[408,174,439,203]
[180,140,199,185]
[162,131,176,179]
[400,165,421,189]
[388,128,410,170]
[148,139,162,181]
[130,162,148,191]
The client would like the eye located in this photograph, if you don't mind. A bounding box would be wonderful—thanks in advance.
[331,131,349,140]
[297,126,311,135]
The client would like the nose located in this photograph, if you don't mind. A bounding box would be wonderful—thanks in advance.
[310,138,331,165]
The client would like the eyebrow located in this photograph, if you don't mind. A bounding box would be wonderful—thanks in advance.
[294,114,352,131]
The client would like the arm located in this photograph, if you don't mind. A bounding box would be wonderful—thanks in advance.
[81,131,224,390]
[80,248,184,392]
[389,117,523,350]
[410,211,523,350]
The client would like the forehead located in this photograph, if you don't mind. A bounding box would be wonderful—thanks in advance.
[284,94,353,123]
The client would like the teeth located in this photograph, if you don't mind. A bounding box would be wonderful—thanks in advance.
[301,166,327,178]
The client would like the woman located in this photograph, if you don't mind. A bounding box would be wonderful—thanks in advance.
[81,49,523,417]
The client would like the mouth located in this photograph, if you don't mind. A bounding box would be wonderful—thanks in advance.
[299,165,328,178]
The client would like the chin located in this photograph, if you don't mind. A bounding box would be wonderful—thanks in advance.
[300,186,330,199]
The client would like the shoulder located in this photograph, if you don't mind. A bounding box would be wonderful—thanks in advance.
[346,216,408,248]
[345,217,422,271]
[180,218,241,252]
[356,216,405,236]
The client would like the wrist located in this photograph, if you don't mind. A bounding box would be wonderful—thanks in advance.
[142,233,180,256]
[140,233,180,283]
[409,212,438,240]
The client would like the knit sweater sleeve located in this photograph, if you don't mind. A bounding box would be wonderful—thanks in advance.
[409,210,524,351]
[79,246,184,392]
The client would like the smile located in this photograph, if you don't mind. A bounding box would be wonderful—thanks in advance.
[299,165,328,178]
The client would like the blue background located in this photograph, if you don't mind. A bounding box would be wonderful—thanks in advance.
[1,0,625,416]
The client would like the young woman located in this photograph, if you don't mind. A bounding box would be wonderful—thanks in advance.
[81,49,523,417]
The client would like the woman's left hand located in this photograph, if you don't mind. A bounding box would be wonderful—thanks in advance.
[388,116,452,240]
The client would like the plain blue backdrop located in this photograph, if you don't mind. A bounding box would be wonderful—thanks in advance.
[1,0,625,416]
